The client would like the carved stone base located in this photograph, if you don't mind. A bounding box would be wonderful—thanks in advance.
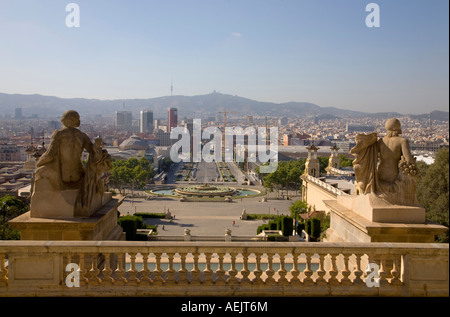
[337,193,425,224]
[324,199,447,243]
[30,190,112,219]
[9,196,125,241]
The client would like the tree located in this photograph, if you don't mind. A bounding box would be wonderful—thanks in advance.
[259,159,306,198]
[110,157,155,195]
[289,200,309,218]
[318,157,329,175]
[416,147,449,242]
[0,195,27,240]
[339,154,354,167]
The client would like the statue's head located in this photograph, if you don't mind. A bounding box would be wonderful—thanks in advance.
[61,110,80,128]
[385,118,402,136]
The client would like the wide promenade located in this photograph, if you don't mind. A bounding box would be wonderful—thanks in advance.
[119,193,294,237]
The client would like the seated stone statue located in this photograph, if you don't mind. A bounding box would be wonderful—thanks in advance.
[31,110,111,218]
[33,110,91,190]
[351,118,419,206]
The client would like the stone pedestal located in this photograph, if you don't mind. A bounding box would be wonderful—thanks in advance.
[324,194,447,243]
[30,191,113,218]
[9,196,125,241]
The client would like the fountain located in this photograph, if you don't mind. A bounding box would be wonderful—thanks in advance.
[174,183,236,197]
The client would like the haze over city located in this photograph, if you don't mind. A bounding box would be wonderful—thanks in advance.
[0,0,448,114]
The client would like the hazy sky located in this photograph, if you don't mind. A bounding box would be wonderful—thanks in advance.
[0,0,448,114]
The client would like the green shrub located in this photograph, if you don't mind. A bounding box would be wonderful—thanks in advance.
[257,224,271,235]
[268,220,278,230]
[246,214,278,220]
[118,215,147,240]
[134,212,165,218]
[118,216,139,240]
[146,224,158,233]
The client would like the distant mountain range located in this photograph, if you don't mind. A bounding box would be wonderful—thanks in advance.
[0,91,448,121]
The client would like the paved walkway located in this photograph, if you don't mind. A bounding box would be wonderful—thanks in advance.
[119,193,296,237]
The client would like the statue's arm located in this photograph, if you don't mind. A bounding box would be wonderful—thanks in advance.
[82,133,94,154]
[36,131,59,167]
[401,139,414,163]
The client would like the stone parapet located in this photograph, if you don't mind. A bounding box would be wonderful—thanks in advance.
[0,241,448,297]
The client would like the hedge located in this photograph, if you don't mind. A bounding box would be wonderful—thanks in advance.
[257,224,271,235]
[311,218,321,239]
[246,214,278,220]
[305,219,312,236]
[296,222,305,235]
[118,215,150,240]
[268,220,278,230]
[134,212,166,218]
[118,216,139,240]
[281,216,293,237]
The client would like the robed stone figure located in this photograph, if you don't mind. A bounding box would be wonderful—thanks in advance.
[30,110,111,218]
[350,118,419,206]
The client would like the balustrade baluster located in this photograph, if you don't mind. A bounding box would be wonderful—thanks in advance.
[165,252,176,284]
[87,253,101,284]
[227,252,238,285]
[127,252,140,284]
[240,252,251,283]
[191,252,201,284]
[153,252,164,285]
[113,252,127,285]
[102,253,114,284]
[215,253,226,284]
[277,252,288,284]
[252,252,263,284]
[289,254,301,284]
[203,252,214,284]
[389,255,402,285]
[378,255,388,286]
[315,253,326,285]
[178,252,188,284]
[140,252,152,284]
[352,253,364,285]
[340,253,352,285]
[302,253,314,285]
[265,253,276,284]
[327,253,339,285]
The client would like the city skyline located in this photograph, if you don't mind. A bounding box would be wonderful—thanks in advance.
[0,0,448,115]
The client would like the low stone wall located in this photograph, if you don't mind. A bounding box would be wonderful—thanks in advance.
[0,241,448,297]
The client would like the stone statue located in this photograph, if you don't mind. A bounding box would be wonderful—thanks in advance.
[240,208,247,220]
[351,118,419,206]
[75,137,112,216]
[30,110,112,218]
[33,110,93,192]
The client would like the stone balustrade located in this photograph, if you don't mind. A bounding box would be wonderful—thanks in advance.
[0,241,448,297]
[303,174,347,196]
